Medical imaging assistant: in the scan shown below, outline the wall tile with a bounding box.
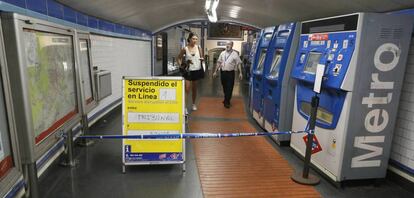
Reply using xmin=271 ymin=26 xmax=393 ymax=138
xmin=88 ymin=16 xmax=98 ymax=29
xmin=392 ymin=36 xmax=414 ymax=172
xmin=99 ymin=20 xmax=115 ymax=32
xmin=77 ymin=12 xmax=88 ymax=26
xmin=63 ymin=5 xmax=77 ymax=23
xmin=4 ymin=0 xmax=26 ymax=8
xmin=27 ymin=0 xmax=47 ymax=15
xmin=47 ymin=0 xmax=63 ymax=19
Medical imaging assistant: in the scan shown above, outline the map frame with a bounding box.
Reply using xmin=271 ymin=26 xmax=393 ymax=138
xmin=2 ymin=13 xmax=82 ymax=162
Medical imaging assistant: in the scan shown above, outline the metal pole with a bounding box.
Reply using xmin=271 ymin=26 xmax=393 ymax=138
xmin=200 ymin=22 xmax=207 ymax=70
xmin=78 ymin=115 xmax=94 ymax=147
xmin=303 ymin=95 xmax=319 ymax=178
xmin=60 ymin=129 xmax=77 ymax=167
xmin=291 ymin=95 xmax=320 ymax=185
xmin=24 ymin=163 xmax=39 ymax=198
xmin=200 ymin=22 xmax=205 ymax=53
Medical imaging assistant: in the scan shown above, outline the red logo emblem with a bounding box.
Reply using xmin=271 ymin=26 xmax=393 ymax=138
xmin=303 ymin=135 xmax=322 ymax=154
xmin=272 ymin=123 xmax=277 ymax=132
xmin=309 ymin=34 xmax=328 ymax=41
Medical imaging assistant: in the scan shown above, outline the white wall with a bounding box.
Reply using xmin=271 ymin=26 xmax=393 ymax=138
xmin=391 ymin=35 xmax=414 ymax=173
xmin=87 ymin=35 xmax=151 ymax=123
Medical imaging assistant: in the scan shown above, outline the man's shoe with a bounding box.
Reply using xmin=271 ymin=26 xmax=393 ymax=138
xmin=224 ymin=103 xmax=230 ymax=108
xmin=192 ymin=104 xmax=197 ymax=111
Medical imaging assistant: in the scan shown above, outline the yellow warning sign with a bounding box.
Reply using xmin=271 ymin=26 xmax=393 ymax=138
xmin=122 ymin=77 xmax=185 ymax=163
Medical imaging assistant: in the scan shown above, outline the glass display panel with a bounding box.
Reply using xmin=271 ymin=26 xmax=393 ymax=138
xmin=0 ymin=76 xmax=14 ymax=179
xmin=302 ymin=14 xmax=358 ymax=34
xmin=310 ymin=24 xmax=345 ymax=34
xmin=304 ymin=52 xmax=322 ymax=74
xmin=279 ymin=31 xmax=290 ymax=37
xmin=268 ymin=50 xmax=283 ymax=78
xmin=23 ymin=29 xmax=77 ymax=144
xmin=300 ymin=102 xmax=333 ymax=125
xmin=264 ymin=33 xmax=272 ymax=42
xmin=255 ymin=49 xmax=267 ymax=74
xmin=79 ymin=39 xmax=94 ymax=104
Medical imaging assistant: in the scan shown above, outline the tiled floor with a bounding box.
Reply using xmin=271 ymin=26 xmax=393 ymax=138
xmin=191 ymin=97 xmax=247 ymax=119
xmin=190 ymin=98 xmax=320 ymax=198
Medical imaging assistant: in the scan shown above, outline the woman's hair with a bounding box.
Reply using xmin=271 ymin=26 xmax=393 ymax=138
xmin=187 ymin=32 xmax=198 ymax=43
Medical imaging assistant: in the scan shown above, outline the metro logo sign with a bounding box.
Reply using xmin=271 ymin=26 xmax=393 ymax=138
xmin=303 ymin=134 xmax=323 ymax=154
xmin=309 ymin=34 xmax=329 ymax=41
xmin=351 ymin=43 xmax=401 ymax=168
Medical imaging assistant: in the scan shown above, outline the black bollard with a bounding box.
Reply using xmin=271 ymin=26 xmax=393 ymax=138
xmin=291 ymin=95 xmax=321 ymax=185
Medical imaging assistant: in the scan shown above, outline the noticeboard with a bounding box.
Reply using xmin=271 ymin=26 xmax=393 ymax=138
xmin=122 ymin=77 xmax=185 ymax=166
xmin=208 ymin=23 xmax=243 ymax=40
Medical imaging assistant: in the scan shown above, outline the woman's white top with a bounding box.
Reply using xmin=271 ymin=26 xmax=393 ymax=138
xmin=184 ymin=45 xmax=201 ymax=71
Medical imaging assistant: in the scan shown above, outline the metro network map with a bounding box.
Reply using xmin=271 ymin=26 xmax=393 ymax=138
xmin=23 ymin=30 xmax=77 ymax=143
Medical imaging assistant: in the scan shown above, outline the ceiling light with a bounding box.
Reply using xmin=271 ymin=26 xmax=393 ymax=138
xmin=205 ymin=0 xmax=211 ymax=11
xmin=229 ymin=6 xmax=241 ymax=19
xmin=205 ymin=0 xmax=219 ymax=23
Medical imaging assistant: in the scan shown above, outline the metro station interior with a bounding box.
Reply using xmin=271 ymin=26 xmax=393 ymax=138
xmin=1 ymin=0 xmax=414 ymax=198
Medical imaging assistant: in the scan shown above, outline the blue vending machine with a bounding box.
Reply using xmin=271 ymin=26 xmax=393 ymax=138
xmin=248 ymin=31 xmax=261 ymax=114
xmin=251 ymin=27 xmax=276 ymax=127
xmin=290 ymin=13 xmax=413 ymax=182
xmin=262 ymin=23 xmax=300 ymax=144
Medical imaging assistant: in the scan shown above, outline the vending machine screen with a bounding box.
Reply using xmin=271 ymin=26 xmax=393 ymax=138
xmin=269 ymin=50 xmax=283 ymax=78
xmin=304 ymin=52 xmax=322 ymax=74
xmin=256 ymin=49 xmax=267 ymax=73
xmin=300 ymin=101 xmax=333 ymax=124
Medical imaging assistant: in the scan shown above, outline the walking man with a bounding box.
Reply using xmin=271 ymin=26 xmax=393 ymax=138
xmin=213 ymin=41 xmax=243 ymax=108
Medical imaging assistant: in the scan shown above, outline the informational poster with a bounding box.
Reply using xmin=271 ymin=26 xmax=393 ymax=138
xmin=122 ymin=77 xmax=185 ymax=165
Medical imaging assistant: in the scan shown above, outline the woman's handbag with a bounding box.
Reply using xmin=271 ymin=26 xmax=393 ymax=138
xmin=180 ymin=59 xmax=191 ymax=77
xmin=201 ymin=59 xmax=206 ymax=72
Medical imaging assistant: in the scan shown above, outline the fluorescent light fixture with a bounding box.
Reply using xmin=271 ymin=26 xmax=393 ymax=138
xmin=205 ymin=0 xmax=211 ymax=10
xmin=205 ymin=0 xmax=219 ymax=23
xmin=229 ymin=5 xmax=241 ymax=19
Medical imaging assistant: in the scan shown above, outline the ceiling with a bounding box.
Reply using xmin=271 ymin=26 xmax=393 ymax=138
xmin=57 ymin=0 xmax=414 ymax=33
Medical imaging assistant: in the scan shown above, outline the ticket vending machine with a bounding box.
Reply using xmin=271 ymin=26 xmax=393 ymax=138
xmin=262 ymin=23 xmax=299 ymax=144
xmin=0 ymin=19 xmax=25 ymax=198
xmin=249 ymin=32 xmax=261 ymax=69
xmin=290 ymin=13 xmax=413 ymax=182
xmin=248 ymin=32 xmax=261 ymax=113
xmin=251 ymin=27 xmax=276 ymax=127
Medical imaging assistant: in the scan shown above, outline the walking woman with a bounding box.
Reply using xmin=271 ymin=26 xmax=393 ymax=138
xmin=177 ymin=32 xmax=205 ymax=112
